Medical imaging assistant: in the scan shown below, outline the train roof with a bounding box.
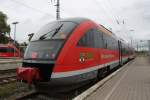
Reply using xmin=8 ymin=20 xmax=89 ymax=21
xmin=47 ymin=18 xmax=130 ymax=46
xmin=98 ymin=24 xmax=128 ymax=43
xmin=59 ymin=18 xmax=125 ymax=42
xmin=59 ymin=18 xmax=121 ymax=41
xmin=58 ymin=17 xmax=90 ymax=24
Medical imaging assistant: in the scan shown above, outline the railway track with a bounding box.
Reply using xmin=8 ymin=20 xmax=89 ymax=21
xmin=0 ymin=74 xmax=16 ymax=85
xmin=12 ymin=72 xmax=109 ymax=100
xmin=0 ymin=69 xmax=16 ymax=74
xmin=0 ymin=69 xmax=17 ymax=85
xmin=14 ymin=90 xmax=79 ymax=100
xmin=15 ymin=91 xmax=60 ymax=100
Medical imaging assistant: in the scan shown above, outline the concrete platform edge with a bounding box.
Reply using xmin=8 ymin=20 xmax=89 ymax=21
xmin=0 ymin=60 xmax=22 ymax=64
xmin=73 ymin=61 xmax=132 ymax=100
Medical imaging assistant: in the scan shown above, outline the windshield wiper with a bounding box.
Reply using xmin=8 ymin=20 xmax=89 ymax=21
xmin=51 ymin=24 xmax=63 ymax=38
xmin=39 ymin=33 xmax=48 ymax=40
xmin=39 ymin=24 xmax=63 ymax=40
xmin=39 ymin=29 xmax=54 ymax=40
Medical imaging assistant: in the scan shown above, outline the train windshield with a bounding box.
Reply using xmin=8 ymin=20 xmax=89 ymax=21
xmin=32 ymin=21 xmax=77 ymax=41
xmin=24 ymin=21 xmax=77 ymax=60
xmin=24 ymin=40 xmax=63 ymax=60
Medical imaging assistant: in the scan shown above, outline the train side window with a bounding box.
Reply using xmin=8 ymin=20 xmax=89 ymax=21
xmin=94 ymin=29 xmax=104 ymax=48
xmin=111 ymin=38 xmax=115 ymax=50
xmin=77 ymin=29 xmax=95 ymax=47
xmin=111 ymin=38 xmax=117 ymax=50
xmin=0 ymin=47 xmax=8 ymax=53
xmin=9 ymin=48 xmax=16 ymax=53
xmin=77 ymin=28 xmax=104 ymax=48
xmin=103 ymin=34 xmax=108 ymax=49
xmin=122 ymin=44 xmax=128 ymax=55
xmin=114 ymin=39 xmax=118 ymax=50
xmin=103 ymin=33 xmax=120 ymax=50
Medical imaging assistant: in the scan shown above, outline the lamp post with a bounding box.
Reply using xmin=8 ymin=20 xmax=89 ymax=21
xmin=51 ymin=0 xmax=60 ymax=20
xmin=148 ymin=40 xmax=150 ymax=60
xmin=129 ymin=29 xmax=134 ymax=47
xmin=12 ymin=21 xmax=19 ymax=44
xmin=12 ymin=21 xmax=19 ymax=57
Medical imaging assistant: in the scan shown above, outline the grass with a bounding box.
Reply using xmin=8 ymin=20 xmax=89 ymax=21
xmin=0 ymin=83 xmax=17 ymax=97
xmin=0 ymin=82 xmax=32 ymax=99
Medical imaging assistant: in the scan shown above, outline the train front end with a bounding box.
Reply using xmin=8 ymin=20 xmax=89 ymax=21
xmin=16 ymin=20 xmax=77 ymax=86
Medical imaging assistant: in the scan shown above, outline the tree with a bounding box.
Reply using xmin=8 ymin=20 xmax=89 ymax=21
xmin=0 ymin=11 xmax=11 ymax=43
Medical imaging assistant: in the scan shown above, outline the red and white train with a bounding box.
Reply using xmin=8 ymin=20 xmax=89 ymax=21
xmin=0 ymin=43 xmax=21 ymax=58
xmin=17 ymin=18 xmax=135 ymax=92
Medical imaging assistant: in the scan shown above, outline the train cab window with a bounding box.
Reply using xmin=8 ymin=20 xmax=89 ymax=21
xmin=32 ymin=21 xmax=77 ymax=41
xmin=25 ymin=21 xmax=77 ymax=60
xmin=24 ymin=40 xmax=63 ymax=60
xmin=77 ymin=28 xmax=103 ymax=48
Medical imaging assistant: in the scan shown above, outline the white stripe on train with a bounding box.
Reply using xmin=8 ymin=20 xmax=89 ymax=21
xmin=51 ymin=57 xmax=128 ymax=78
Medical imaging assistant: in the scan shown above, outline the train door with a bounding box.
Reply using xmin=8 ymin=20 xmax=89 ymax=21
xmin=118 ymin=41 xmax=123 ymax=65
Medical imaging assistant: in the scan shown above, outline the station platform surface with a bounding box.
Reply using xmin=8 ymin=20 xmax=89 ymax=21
xmin=0 ymin=59 xmax=22 ymax=70
xmin=85 ymin=56 xmax=150 ymax=100
xmin=0 ymin=63 xmax=21 ymax=70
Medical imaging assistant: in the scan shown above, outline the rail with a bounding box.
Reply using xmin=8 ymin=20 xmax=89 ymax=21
xmin=0 ymin=69 xmax=17 ymax=85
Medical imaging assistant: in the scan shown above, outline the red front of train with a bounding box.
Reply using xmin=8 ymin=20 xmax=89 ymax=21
xmin=0 ymin=44 xmax=21 ymax=58
xmin=17 ymin=18 xmax=135 ymax=91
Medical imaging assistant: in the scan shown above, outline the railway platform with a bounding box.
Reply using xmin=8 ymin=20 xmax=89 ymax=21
xmin=76 ymin=56 xmax=150 ymax=100
xmin=0 ymin=59 xmax=22 ymax=70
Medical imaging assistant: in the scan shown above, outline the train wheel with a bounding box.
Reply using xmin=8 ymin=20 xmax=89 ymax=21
xmin=97 ymin=68 xmax=105 ymax=80
xmin=106 ymin=66 xmax=110 ymax=75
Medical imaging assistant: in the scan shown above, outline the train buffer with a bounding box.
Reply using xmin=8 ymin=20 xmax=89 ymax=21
xmin=74 ymin=56 xmax=150 ymax=100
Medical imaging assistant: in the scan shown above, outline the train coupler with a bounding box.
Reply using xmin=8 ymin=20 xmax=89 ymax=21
xmin=16 ymin=67 xmax=41 ymax=84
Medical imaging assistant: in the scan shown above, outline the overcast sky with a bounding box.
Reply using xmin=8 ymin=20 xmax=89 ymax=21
xmin=0 ymin=0 xmax=150 ymax=43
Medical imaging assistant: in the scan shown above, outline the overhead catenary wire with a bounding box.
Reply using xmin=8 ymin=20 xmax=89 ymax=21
xmin=94 ymin=0 xmax=114 ymax=24
xmin=105 ymin=0 xmax=120 ymax=24
xmin=94 ymin=0 xmax=123 ymax=26
xmin=94 ymin=0 xmax=132 ymax=44
xmin=105 ymin=0 xmax=129 ymax=34
xmin=10 ymin=0 xmax=55 ymax=18
xmin=94 ymin=0 xmax=117 ymax=23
